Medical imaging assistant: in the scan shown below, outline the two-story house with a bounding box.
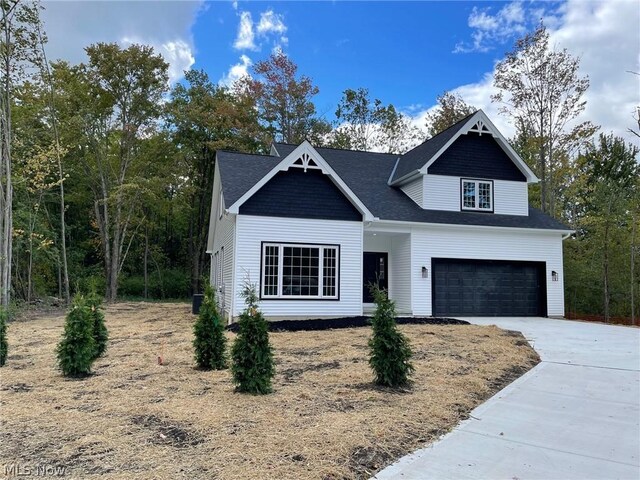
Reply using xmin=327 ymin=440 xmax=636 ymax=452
xmin=207 ymin=110 xmax=571 ymax=321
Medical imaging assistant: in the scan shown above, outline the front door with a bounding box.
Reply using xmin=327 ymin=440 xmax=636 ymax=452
xmin=363 ymin=252 xmax=388 ymax=303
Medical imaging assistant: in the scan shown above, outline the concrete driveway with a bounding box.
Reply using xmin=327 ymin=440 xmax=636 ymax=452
xmin=374 ymin=317 xmax=640 ymax=480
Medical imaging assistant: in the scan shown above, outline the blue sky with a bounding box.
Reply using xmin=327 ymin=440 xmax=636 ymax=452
xmin=42 ymin=0 xmax=639 ymax=143
xmin=192 ymin=1 xmax=545 ymax=119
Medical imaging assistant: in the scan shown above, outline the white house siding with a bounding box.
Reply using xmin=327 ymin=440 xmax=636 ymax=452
xmin=234 ymin=215 xmax=363 ymax=318
xmin=494 ymin=180 xmax=528 ymax=215
xmin=423 ymin=174 xmax=529 ymax=215
xmin=208 ymin=162 xmax=236 ymax=318
xmin=389 ymin=235 xmax=412 ymax=313
xmin=409 ymin=224 xmax=565 ymax=317
xmin=400 ymin=177 xmax=423 ymax=207
xmin=423 ymin=175 xmax=460 ymax=211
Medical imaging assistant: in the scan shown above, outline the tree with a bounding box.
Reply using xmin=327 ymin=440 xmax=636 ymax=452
xmin=0 ymin=307 xmax=7 ymax=366
xmin=332 ymin=88 xmax=422 ymax=153
xmin=572 ymin=134 xmax=639 ymax=322
xmin=424 ymin=92 xmax=476 ymax=138
xmin=56 ymin=295 xmax=96 ymax=377
xmin=53 ymin=43 xmax=169 ymax=301
xmin=0 ymin=0 xmax=43 ymax=307
xmin=236 ymin=51 xmax=320 ymax=144
xmin=492 ymin=23 xmax=596 ymax=216
xmin=231 ymin=281 xmax=274 ymax=394
xmin=368 ymin=285 xmax=413 ymax=387
xmin=86 ymin=289 xmax=108 ymax=359
xmin=193 ymin=284 xmax=227 ymax=370
xmin=166 ymin=69 xmax=263 ymax=295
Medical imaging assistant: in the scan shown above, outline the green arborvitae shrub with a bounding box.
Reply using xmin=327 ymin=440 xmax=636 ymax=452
xmin=86 ymin=291 xmax=108 ymax=359
xmin=56 ymin=295 xmax=96 ymax=377
xmin=193 ymin=284 xmax=227 ymax=370
xmin=231 ymin=282 xmax=275 ymax=394
xmin=0 ymin=308 xmax=8 ymax=367
xmin=368 ymin=285 xmax=414 ymax=388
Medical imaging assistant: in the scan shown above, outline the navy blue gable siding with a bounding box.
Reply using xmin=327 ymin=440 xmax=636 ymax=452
xmin=239 ymin=169 xmax=362 ymax=221
xmin=427 ymin=132 xmax=527 ymax=181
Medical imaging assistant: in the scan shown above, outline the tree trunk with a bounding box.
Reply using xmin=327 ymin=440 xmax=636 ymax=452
xmin=0 ymin=16 xmax=13 ymax=308
xmin=144 ymin=226 xmax=149 ymax=299
xmin=632 ymin=209 xmax=637 ymax=326
xmin=37 ymin=19 xmax=69 ymax=305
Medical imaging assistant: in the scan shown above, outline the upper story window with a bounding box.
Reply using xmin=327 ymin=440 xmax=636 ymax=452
xmin=261 ymin=242 xmax=339 ymax=300
xmin=461 ymin=179 xmax=493 ymax=212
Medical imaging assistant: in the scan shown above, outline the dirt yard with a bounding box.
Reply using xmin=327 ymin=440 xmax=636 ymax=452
xmin=0 ymin=302 xmax=539 ymax=479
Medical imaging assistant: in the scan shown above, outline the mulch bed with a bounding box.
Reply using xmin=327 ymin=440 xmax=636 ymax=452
xmin=227 ymin=315 xmax=469 ymax=333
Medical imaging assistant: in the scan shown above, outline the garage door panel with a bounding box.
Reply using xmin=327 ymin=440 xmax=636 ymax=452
xmin=432 ymin=259 xmax=546 ymax=317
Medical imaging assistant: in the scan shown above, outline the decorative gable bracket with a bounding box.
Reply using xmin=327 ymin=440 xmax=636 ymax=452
xmin=467 ymin=119 xmax=492 ymax=136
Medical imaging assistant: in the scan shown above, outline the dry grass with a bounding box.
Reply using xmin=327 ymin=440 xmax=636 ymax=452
xmin=0 ymin=302 xmax=539 ymax=479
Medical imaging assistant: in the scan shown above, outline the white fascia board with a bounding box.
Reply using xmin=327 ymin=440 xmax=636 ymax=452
xmin=417 ymin=110 xmax=539 ymax=183
xmin=227 ymin=141 xmax=377 ymax=221
xmin=390 ymin=169 xmax=421 ymax=187
xmin=370 ymin=218 xmax=573 ymax=236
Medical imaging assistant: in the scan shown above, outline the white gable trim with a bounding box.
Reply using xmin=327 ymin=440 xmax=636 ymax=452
xmin=227 ymin=141 xmax=377 ymax=221
xmin=418 ymin=110 xmax=539 ymax=183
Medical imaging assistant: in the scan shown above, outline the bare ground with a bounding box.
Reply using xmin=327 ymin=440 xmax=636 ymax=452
xmin=0 ymin=302 xmax=539 ymax=479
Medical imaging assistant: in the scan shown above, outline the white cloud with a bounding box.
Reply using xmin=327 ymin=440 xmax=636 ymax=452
xmin=40 ymin=2 xmax=203 ymax=84
xmin=455 ymin=1 xmax=534 ymax=53
xmin=219 ymin=54 xmax=252 ymax=87
xmin=160 ymin=40 xmax=196 ymax=84
xmin=256 ymin=10 xmax=287 ymax=36
xmin=232 ymin=8 xmax=288 ymax=52
xmin=233 ymin=11 xmax=257 ymax=50
xmin=415 ymin=0 xmax=639 ymax=146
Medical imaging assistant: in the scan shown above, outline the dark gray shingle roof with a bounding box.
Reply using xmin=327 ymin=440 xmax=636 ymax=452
xmin=216 ymin=142 xmax=570 ymax=231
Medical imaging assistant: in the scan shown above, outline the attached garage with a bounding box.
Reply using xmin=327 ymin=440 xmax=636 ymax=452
xmin=432 ymin=258 xmax=547 ymax=317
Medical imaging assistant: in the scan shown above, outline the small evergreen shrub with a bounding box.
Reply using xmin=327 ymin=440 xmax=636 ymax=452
xmin=0 ymin=308 xmax=8 ymax=367
xmin=368 ymin=285 xmax=414 ymax=388
xmin=193 ymin=284 xmax=227 ymax=370
xmin=86 ymin=291 xmax=108 ymax=359
xmin=231 ymin=281 xmax=275 ymax=394
xmin=56 ymin=295 xmax=96 ymax=377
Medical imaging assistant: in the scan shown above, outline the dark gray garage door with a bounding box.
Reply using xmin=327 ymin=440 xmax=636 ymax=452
xmin=432 ymin=259 xmax=546 ymax=317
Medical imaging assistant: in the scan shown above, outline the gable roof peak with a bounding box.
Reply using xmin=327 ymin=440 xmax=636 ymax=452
xmin=390 ymin=109 xmax=538 ymax=185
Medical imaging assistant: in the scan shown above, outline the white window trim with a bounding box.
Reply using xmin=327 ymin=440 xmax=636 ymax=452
xmin=461 ymin=179 xmax=493 ymax=212
xmin=261 ymin=242 xmax=339 ymax=300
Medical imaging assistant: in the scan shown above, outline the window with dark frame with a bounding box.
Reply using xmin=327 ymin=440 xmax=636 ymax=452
xmin=261 ymin=243 xmax=339 ymax=299
xmin=461 ymin=179 xmax=493 ymax=211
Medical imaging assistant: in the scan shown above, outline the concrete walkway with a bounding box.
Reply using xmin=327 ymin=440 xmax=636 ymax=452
xmin=374 ymin=317 xmax=640 ymax=480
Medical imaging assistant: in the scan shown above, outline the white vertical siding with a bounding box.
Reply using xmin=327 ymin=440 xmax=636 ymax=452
xmin=494 ymin=180 xmax=528 ymax=216
xmin=423 ymin=175 xmax=460 ymax=211
xmin=400 ymin=177 xmax=423 ymax=207
xmin=408 ymin=224 xmax=565 ymax=317
xmin=209 ymin=162 xmax=237 ymax=318
xmin=390 ymin=235 xmax=412 ymax=313
xmin=234 ymin=215 xmax=363 ymax=318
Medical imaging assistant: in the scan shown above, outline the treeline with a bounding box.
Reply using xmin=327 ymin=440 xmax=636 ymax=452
xmin=0 ymin=4 xmax=638 ymax=322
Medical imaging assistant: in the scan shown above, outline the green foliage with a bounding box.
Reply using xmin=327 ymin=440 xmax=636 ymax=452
xmin=231 ymin=282 xmax=275 ymax=394
xmin=368 ymin=285 xmax=414 ymax=388
xmin=85 ymin=291 xmax=108 ymax=359
xmin=0 ymin=308 xmax=8 ymax=367
xmin=424 ymin=91 xmax=476 ymax=138
xmin=56 ymin=295 xmax=96 ymax=377
xmin=193 ymin=284 xmax=227 ymax=370
xmin=236 ymin=50 xmax=319 ymax=144
xmin=332 ymin=87 xmax=423 ymax=153
xmin=118 ymin=270 xmax=190 ymax=299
